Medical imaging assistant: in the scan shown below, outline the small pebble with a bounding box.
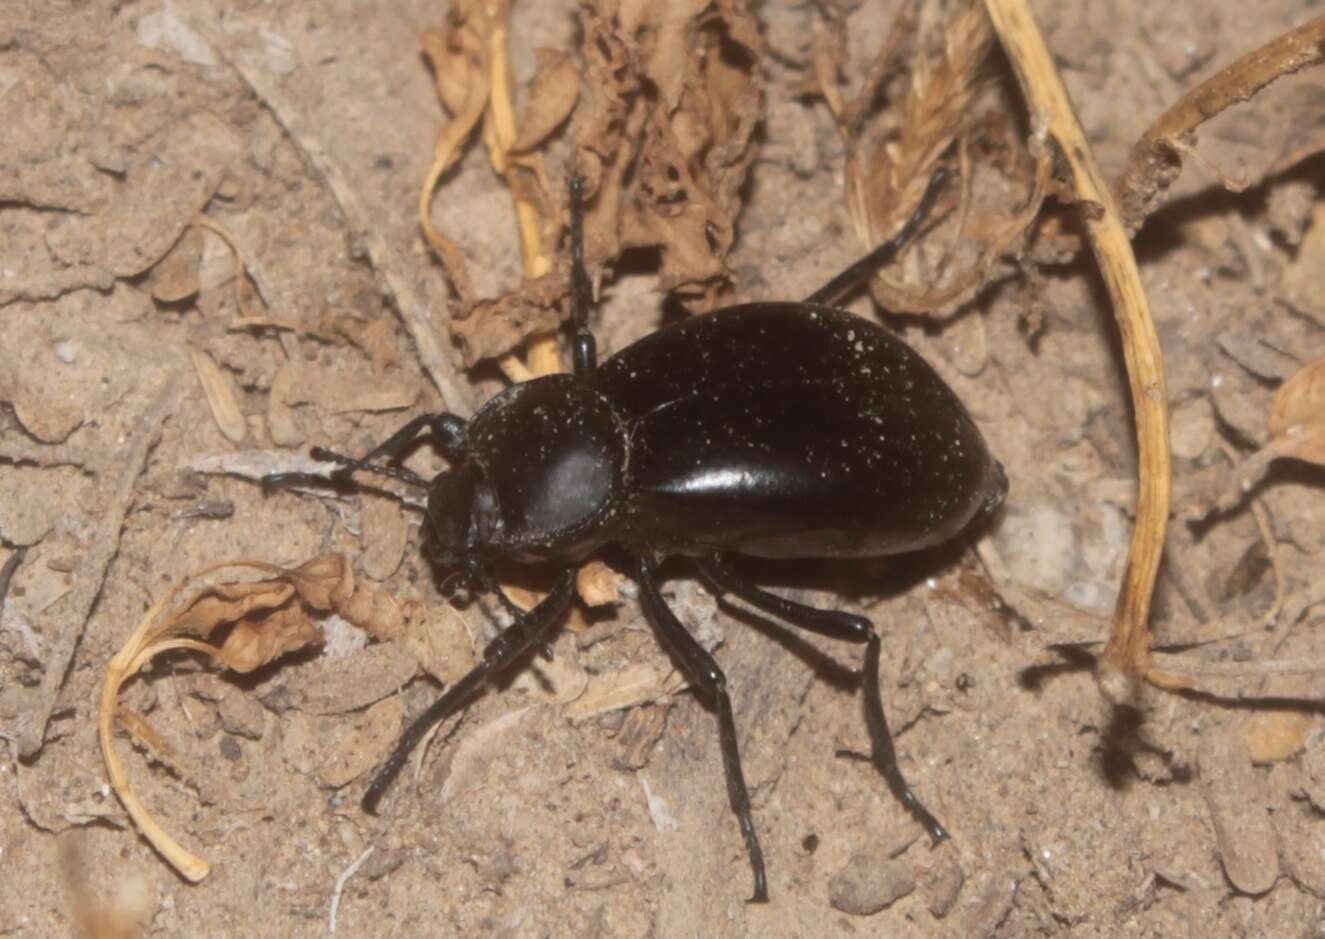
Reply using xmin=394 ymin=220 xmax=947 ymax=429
xmin=829 ymin=850 xmax=916 ymax=916
xmin=218 ymin=735 xmax=242 ymax=762
xmin=54 ymin=341 xmax=77 ymax=364
xmin=919 ymin=846 xmax=965 ymax=918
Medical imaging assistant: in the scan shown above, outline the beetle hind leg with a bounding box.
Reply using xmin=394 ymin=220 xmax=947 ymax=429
xmin=636 ymin=557 xmax=770 ymax=903
xmin=698 ymin=554 xmax=950 ymax=845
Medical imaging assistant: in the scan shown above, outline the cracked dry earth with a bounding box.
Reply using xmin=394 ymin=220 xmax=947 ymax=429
xmin=4 ymin=1 xmax=1325 ymax=937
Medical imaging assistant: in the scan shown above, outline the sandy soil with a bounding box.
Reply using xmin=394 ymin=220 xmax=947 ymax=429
xmin=3 ymin=1 xmax=1325 ymax=937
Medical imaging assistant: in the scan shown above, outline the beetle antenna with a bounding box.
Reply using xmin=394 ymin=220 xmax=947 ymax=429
xmin=803 ymin=166 xmax=950 ymax=307
xmin=309 ymin=445 xmax=430 ymax=490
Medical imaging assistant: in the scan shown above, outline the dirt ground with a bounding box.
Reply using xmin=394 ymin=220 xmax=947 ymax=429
xmin=4 ymin=1 xmax=1325 ymax=936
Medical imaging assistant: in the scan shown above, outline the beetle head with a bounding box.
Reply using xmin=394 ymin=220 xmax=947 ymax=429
xmin=422 ymin=461 xmax=499 ymax=568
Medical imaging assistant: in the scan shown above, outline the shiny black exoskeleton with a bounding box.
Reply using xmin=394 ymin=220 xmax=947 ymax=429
xmin=306 ymin=171 xmax=1006 ymax=902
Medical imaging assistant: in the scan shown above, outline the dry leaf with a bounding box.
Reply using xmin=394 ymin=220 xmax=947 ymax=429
xmin=1242 ymin=709 xmax=1319 ymax=764
xmin=1178 ymin=353 xmax=1325 ymax=520
xmin=577 ymin=560 xmax=622 ymax=607
xmin=191 ymin=349 xmax=246 ymax=443
xmin=316 ymin=696 xmax=404 ymax=788
xmin=443 ymin=0 xmax=764 ymax=365
xmin=216 ymin=605 xmax=322 ymax=673
xmin=510 ymin=50 xmax=581 ymax=152
xmin=1269 ymin=355 xmax=1325 ymax=465
xmin=1198 ymin=733 xmax=1279 ymax=895
xmin=149 ymin=226 xmax=203 ymax=302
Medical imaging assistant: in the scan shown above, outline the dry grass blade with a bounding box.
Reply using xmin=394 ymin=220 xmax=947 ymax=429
xmin=863 ymin=2 xmax=993 ymax=237
xmin=1116 ymin=13 xmax=1325 ymax=234
xmin=418 ymin=16 xmax=491 ymax=307
xmin=982 ymin=0 xmax=1171 ymax=702
xmin=814 ymin=0 xmax=1044 ymax=317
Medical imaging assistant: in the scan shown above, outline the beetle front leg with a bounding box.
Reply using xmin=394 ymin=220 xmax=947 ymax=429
xmin=697 ymin=553 xmax=950 ymax=845
xmin=266 ymin=413 xmax=470 ymax=490
xmin=362 ymin=568 xmax=577 ymax=813
xmin=316 ymin=412 xmax=469 ymax=483
xmin=636 ymin=556 xmax=769 ymax=903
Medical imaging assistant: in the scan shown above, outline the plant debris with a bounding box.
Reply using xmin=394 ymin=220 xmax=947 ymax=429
xmin=98 ymin=555 xmax=408 ymax=881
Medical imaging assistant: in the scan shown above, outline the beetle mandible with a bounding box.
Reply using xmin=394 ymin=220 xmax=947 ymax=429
xmin=300 ymin=169 xmax=1006 ymax=902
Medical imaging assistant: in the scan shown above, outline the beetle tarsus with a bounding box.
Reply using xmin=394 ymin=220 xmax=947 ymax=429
xmin=804 ymin=165 xmax=950 ymax=307
xmin=361 ymin=570 xmax=577 ymax=814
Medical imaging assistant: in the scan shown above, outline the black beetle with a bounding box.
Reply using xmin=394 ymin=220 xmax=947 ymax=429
xmin=296 ymin=170 xmax=1006 ymax=902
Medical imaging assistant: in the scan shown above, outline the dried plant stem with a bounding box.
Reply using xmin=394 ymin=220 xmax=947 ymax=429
xmin=418 ymin=2 xmax=563 ymax=384
xmin=982 ymin=0 xmax=1171 ymax=702
xmin=99 ymin=590 xmax=212 ymax=882
xmin=418 ymin=47 xmax=489 ymax=307
xmin=481 ymin=17 xmax=561 ymax=379
xmin=1117 ymin=13 xmax=1325 ymax=233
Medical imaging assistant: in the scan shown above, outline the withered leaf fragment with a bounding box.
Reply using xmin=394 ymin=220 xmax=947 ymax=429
xmin=99 ymin=556 xmax=407 ymax=881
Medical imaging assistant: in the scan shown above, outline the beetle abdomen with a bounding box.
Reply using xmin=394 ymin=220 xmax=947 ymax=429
xmin=596 ymin=304 xmax=1005 ymax=558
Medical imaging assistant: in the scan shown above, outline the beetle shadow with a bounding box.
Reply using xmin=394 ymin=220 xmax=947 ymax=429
xmin=1015 ymin=646 xmax=1152 ymax=789
xmin=1012 ymin=647 xmax=1325 ymax=792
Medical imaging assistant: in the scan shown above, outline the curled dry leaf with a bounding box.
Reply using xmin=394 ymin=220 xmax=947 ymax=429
xmin=1181 ymin=354 xmax=1325 ymax=521
xmin=99 ymin=554 xmax=407 ymax=881
xmin=510 ymin=50 xmax=581 ymax=153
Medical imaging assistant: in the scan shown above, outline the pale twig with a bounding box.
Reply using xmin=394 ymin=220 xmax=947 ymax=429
xmin=328 ymin=845 xmax=376 ymax=934
xmin=1116 ymin=13 xmax=1325 ymax=233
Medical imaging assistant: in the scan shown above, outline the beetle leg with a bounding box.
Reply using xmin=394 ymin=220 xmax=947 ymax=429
xmin=636 ymin=557 xmax=769 ymax=903
xmin=342 ymin=413 xmax=469 ymax=468
xmin=264 ymin=414 xmax=467 ymax=490
xmin=567 ymin=175 xmax=597 ymax=378
xmin=361 ymin=568 xmax=577 ymax=814
xmin=803 ymin=166 xmax=949 ymax=307
xmin=697 ymin=553 xmax=950 ymax=845
xmin=472 ymin=563 xmax=557 ymax=661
